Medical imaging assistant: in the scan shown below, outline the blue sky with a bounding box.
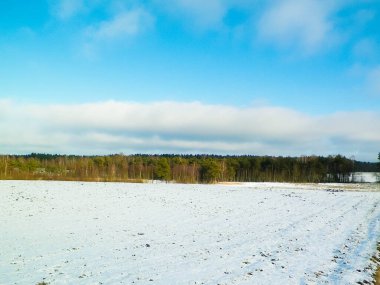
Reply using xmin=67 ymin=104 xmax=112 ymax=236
xmin=0 ymin=0 xmax=379 ymax=161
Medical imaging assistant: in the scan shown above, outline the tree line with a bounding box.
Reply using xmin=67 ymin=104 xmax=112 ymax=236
xmin=0 ymin=153 xmax=375 ymax=183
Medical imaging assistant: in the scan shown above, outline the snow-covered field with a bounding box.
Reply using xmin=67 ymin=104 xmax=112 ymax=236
xmin=1 ymin=181 xmax=380 ymax=285
xmin=351 ymin=172 xmax=380 ymax=183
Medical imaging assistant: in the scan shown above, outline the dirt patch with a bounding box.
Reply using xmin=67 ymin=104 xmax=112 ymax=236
xmin=218 ymin=182 xmax=244 ymax=185
xmin=318 ymin=183 xmax=380 ymax=192
xmin=372 ymin=242 xmax=380 ymax=285
xmin=374 ymin=268 xmax=380 ymax=285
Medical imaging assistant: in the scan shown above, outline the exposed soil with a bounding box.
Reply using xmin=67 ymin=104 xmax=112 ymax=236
xmin=369 ymin=242 xmax=380 ymax=285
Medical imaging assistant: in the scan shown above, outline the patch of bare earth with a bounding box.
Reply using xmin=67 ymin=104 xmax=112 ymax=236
xmin=375 ymin=269 xmax=380 ymax=285
xmin=374 ymin=242 xmax=380 ymax=285
xmin=217 ymin=182 xmax=244 ymax=185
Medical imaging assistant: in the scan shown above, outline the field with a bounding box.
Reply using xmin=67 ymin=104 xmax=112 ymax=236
xmin=1 ymin=181 xmax=380 ymax=285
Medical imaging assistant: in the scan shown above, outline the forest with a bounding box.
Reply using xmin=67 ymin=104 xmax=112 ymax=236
xmin=0 ymin=153 xmax=377 ymax=183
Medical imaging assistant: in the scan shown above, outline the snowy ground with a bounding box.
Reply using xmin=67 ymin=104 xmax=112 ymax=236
xmin=1 ymin=181 xmax=380 ymax=285
xmin=351 ymin=172 xmax=379 ymax=183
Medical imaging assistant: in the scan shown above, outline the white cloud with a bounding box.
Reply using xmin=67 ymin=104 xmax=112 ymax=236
xmin=155 ymin=0 xmax=255 ymax=31
xmin=161 ymin=0 xmax=227 ymax=29
xmin=53 ymin=0 xmax=84 ymax=20
xmin=258 ymin=0 xmax=336 ymax=53
xmin=0 ymin=100 xmax=379 ymax=161
xmin=86 ymin=9 xmax=154 ymax=40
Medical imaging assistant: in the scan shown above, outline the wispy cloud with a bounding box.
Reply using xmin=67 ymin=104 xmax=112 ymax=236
xmin=156 ymin=0 xmax=354 ymax=54
xmin=159 ymin=0 xmax=228 ymax=30
xmin=258 ymin=0 xmax=337 ymax=53
xmin=0 ymin=100 xmax=378 ymax=160
xmin=80 ymin=8 xmax=154 ymax=58
xmin=52 ymin=0 xmax=84 ymax=20
xmin=155 ymin=0 xmax=258 ymax=32
xmin=85 ymin=9 xmax=154 ymax=40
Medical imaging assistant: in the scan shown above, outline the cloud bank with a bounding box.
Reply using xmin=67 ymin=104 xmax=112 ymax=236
xmin=0 ymin=100 xmax=378 ymax=161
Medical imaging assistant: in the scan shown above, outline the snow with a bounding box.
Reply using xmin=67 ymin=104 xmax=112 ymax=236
xmin=0 ymin=180 xmax=379 ymax=285
xmin=351 ymin=172 xmax=379 ymax=183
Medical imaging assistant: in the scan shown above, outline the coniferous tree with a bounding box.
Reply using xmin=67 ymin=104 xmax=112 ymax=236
xmin=0 ymin=153 xmax=372 ymax=183
xmin=153 ymin=158 xmax=171 ymax=181
xmin=200 ymin=159 xmax=221 ymax=183
xmin=377 ymin=153 xmax=380 ymax=183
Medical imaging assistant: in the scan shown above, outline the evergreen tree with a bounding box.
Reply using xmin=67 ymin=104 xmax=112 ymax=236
xmin=200 ymin=159 xmax=221 ymax=183
xmin=153 ymin=158 xmax=171 ymax=181
xmin=0 ymin=153 xmax=372 ymax=183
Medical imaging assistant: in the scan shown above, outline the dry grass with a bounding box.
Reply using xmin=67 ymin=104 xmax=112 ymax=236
xmin=0 ymin=177 xmax=147 ymax=183
xmin=217 ymin=181 xmax=244 ymax=185
xmin=373 ymin=242 xmax=380 ymax=285
xmin=375 ymin=269 xmax=380 ymax=285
